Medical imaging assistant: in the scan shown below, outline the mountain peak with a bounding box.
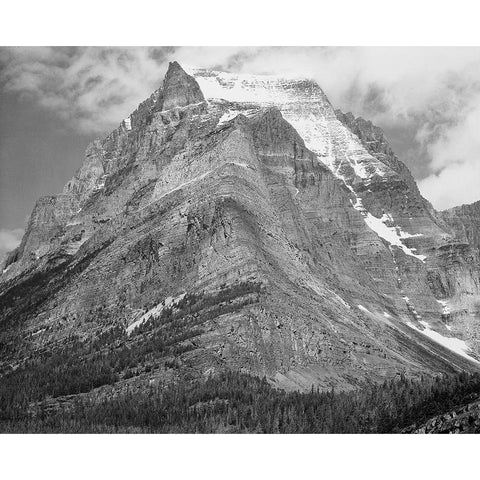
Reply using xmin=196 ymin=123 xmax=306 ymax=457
xmin=160 ymin=61 xmax=205 ymax=111
xmin=2 ymin=61 xmax=480 ymax=424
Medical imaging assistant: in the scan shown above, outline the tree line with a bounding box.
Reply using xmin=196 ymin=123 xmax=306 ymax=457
xmin=2 ymin=369 xmax=480 ymax=433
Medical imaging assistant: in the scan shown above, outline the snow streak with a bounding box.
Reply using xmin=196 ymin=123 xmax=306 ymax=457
xmin=126 ymin=293 xmax=186 ymax=335
xmin=406 ymin=319 xmax=479 ymax=364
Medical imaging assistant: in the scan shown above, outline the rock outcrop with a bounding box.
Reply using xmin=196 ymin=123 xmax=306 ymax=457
xmin=403 ymin=394 xmax=480 ymax=433
xmin=1 ymin=63 xmax=480 ymax=395
xmin=160 ymin=61 xmax=205 ymax=110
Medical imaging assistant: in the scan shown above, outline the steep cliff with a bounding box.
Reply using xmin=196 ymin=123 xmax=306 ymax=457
xmin=1 ymin=63 xmax=480 ymax=399
xmin=335 ymin=110 xmax=480 ymax=356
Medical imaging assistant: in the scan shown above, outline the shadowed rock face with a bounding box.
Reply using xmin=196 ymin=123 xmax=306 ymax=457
xmin=1 ymin=63 xmax=480 ymax=395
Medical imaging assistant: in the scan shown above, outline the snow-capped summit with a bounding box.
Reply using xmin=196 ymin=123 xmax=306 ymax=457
xmin=188 ymin=67 xmax=395 ymax=186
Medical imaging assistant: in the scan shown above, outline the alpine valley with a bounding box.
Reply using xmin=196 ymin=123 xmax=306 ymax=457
xmin=2 ymin=62 xmax=480 ymax=433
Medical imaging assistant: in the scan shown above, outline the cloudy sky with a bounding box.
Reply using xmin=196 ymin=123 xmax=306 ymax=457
xmin=1 ymin=46 xmax=480 ymax=259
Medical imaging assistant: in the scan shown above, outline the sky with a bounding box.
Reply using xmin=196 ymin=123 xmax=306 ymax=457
xmin=1 ymin=46 xmax=480 ymax=260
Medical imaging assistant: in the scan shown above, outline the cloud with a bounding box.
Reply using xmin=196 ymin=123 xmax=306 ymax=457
xmin=418 ymin=96 xmax=480 ymax=209
xmin=1 ymin=46 xmax=480 ymax=209
xmin=418 ymin=161 xmax=480 ymax=211
xmin=0 ymin=47 xmax=173 ymax=133
xmin=0 ymin=46 xmax=260 ymax=134
xmin=0 ymin=228 xmax=23 ymax=265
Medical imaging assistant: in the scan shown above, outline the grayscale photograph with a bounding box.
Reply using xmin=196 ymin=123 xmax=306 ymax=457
xmin=3 ymin=42 xmax=480 ymax=441
xmin=2 ymin=45 xmax=480 ymax=436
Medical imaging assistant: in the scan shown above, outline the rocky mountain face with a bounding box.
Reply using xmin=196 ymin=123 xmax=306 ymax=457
xmin=1 ymin=62 xmax=480 ymax=395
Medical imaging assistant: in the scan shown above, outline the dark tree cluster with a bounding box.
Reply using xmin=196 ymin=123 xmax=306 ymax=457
xmin=0 ymin=281 xmax=265 ymax=429
xmin=2 ymin=368 xmax=480 ymax=433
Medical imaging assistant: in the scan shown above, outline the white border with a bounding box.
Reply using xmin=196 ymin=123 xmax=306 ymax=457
xmin=1 ymin=0 xmax=480 ymax=46
xmin=2 ymin=1 xmax=480 ymax=478
xmin=1 ymin=434 xmax=479 ymax=479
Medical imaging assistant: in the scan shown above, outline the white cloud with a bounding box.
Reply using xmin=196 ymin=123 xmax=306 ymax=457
xmin=0 ymin=228 xmax=23 ymax=265
xmin=418 ymin=161 xmax=480 ymax=210
xmin=418 ymin=97 xmax=480 ymax=209
xmin=0 ymin=47 xmax=172 ymax=133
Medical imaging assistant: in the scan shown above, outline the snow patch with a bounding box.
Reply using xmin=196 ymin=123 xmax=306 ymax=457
xmin=407 ymin=320 xmax=479 ymax=364
xmin=358 ymin=304 xmax=371 ymax=314
xmin=32 ymin=328 xmax=46 ymax=336
xmin=2 ymin=265 xmax=12 ymax=275
xmin=155 ymin=170 xmax=213 ymax=201
xmin=93 ymin=174 xmax=107 ymax=191
xmin=217 ymin=108 xmax=257 ymax=126
xmin=307 ymin=283 xmax=350 ymax=312
xmin=330 ymin=291 xmax=350 ymax=309
xmin=437 ymin=299 xmax=451 ymax=316
xmin=126 ymin=293 xmax=186 ymax=335
xmin=351 ymin=196 xmax=426 ymax=262
xmin=402 ymin=295 xmax=422 ymax=320
xmin=218 ymin=110 xmax=239 ymax=125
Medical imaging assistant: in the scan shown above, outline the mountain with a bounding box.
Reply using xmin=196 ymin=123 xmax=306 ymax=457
xmin=1 ymin=61 xmax=480 ymax=411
